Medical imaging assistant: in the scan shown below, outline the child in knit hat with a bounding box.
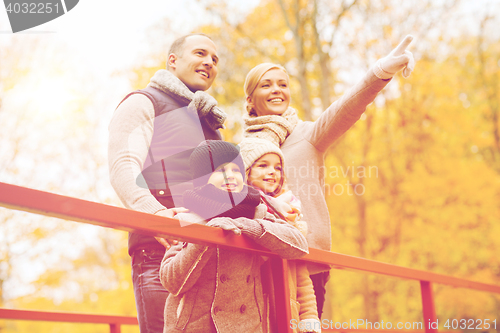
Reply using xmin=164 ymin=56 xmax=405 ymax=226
xmin=159 ymin=140 xmax=308 ymax=333
xmin=239 ymin=137 xmax=321 ymax=333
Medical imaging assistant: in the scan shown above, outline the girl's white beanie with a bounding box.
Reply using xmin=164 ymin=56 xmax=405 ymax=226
xmin=238 ymin=137 xmax=285 ymax=172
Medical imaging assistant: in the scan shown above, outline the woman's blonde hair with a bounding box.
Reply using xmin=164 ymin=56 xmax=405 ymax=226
xmin=244 ymin=63 xmax=289 ymax=115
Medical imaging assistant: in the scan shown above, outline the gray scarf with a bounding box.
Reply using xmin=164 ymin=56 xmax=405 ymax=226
xmin=149 ymin=69 xmax=226 ymax=130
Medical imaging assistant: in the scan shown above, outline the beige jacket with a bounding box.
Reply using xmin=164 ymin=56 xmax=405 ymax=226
xmin=160 ymin=204 xmax=309 ymax=332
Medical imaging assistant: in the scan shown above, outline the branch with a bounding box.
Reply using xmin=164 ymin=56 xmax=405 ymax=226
xmin=277 ymin=0 xmax=297 ymax=35
xmin=328 ymin=0 xmax=360 ymax=49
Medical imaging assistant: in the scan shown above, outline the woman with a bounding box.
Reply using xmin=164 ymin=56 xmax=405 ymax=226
xmin=241 ymin=35 xmax=415 ymax=317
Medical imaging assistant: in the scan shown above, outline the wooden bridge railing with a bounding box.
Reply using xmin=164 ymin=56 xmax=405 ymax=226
xmin=0 ymin=308 xmax=137 ymax=333
xmin=0 ymin=182 xmax=499 ymax=333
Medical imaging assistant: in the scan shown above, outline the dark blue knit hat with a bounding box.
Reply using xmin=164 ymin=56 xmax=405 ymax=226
xmin=189 ymin=140 xmax=245 ymax=188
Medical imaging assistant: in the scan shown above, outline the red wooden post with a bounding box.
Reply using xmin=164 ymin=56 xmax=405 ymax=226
xmin=271 ymin=258 xmax=292 ymax=333
xmin=420 ymin=280 xmax=438 ymax=333
xmin=109 ymin=323 xmax=121 ymax=333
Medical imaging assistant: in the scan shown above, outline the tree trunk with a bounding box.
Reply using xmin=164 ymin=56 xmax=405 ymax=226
xmin=277 ymin=0 xmax=313 ymax=120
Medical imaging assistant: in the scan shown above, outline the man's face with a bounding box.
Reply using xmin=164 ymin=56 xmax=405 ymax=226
xmin=168 ymin=35 xmax=219 ymax=92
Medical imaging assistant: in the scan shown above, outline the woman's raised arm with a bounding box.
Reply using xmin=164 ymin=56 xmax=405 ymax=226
xmin=307 ymin=35 xmax=415 ymax=152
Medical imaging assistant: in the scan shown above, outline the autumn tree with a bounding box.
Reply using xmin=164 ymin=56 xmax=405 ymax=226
xmin=324 ymin=4 xmax=500 ymax=321
xmin=0 ymin=34 xmax=139 ymax=332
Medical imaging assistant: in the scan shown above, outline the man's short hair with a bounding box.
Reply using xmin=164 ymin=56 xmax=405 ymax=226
xmin=167 ymin=33 xmax=213 ymax=69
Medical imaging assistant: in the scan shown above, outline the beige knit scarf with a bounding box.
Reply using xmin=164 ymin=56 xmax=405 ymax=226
xmin=149 ymin=69 xmax=226 ymax=130
xmin=243 ymin=107 xmax=299 ymax=146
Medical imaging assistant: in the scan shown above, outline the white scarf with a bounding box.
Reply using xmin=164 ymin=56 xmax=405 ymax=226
xmin=149 ymin=70 xmax=226 ymax=130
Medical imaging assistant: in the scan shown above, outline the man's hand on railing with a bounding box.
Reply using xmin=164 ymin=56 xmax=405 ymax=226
xmin=154 ymin=207 xmax=189 ymax=249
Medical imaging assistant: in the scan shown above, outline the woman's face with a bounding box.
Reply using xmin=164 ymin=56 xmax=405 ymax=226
xmin=247 ymin=153 xmax=282 ymax=194
xmin=247 ymin=69 xmax=290 ymax=116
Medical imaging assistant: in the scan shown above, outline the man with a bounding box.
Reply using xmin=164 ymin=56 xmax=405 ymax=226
xmin=108 ymin=33 xmax=223 ymax=332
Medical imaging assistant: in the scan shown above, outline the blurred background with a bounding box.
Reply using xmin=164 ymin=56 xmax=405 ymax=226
xmin=1 ymin=0 xmax=499 ymax=331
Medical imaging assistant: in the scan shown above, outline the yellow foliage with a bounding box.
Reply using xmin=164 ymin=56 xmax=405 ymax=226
xmin=5 ymin=0 xmax=499 ymax=328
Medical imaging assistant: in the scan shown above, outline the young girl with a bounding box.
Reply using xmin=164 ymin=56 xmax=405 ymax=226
xmin=239 ymin=137 xmax=321 ymax=333
xmin=159 ymin=140 xmax=308 ymax=333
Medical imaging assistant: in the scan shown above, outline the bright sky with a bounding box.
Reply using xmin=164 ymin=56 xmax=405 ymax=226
xmin=51 ymin=0 xmax=211 ymax=73
xmin=0 ymin=0 xmax=214 ymax=125
xmin=0 ymin=0 xmax=260 ymax=124
xmin=1 ymin=0 xmax=259 ymax=74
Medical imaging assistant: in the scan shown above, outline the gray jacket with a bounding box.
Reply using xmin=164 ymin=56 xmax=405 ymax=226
xmin=160 ymin=204 xmax=308 ymax=332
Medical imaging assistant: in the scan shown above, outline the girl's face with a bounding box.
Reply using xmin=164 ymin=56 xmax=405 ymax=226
xmin=207 ymin=162 xmax=244 ymax=192
xmin=247 ymin=153 xmax=282 ymax=194
xmin=247 ymin=69 xmax=291 ymax=117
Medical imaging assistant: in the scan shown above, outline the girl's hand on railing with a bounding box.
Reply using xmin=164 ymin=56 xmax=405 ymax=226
xmin=206 ymin=217 xmax=244 ymax=235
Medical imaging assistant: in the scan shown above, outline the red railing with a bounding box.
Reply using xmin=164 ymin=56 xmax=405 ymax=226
xmin=0 ymin=308 xmax=137 ymax=333
xmin=0 ymin=182 xmax=499 ymax=333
